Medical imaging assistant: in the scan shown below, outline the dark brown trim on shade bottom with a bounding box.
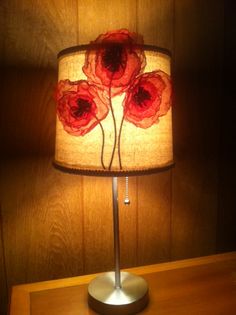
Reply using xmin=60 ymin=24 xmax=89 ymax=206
xmin=52 ymin=160 xmax=175 ymax=177
xmin=57 ymin=44 xmax=171 ymax=59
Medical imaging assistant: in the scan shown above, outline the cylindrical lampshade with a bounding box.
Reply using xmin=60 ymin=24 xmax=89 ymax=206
xmin=54 ymin=42 xmax=173 ymax=176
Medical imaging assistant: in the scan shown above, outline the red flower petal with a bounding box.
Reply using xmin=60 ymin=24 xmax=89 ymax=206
xmin=83 ymin=29 xmax=146 ymax=96
xmin=123 ymin=71 xmax=172 ymax=128
xmin=56 ymin=80 xmax=109 ymax=136
xmin=54 ymin=79 xmax=80 ymax=100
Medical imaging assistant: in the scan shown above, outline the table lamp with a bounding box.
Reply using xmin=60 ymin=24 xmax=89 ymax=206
xmin=54 ymin=29 xmax=173 ymax=315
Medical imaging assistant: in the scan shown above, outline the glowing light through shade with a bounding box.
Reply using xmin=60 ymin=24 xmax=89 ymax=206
xmin=54 ymin=34 xmax=173 ymax=176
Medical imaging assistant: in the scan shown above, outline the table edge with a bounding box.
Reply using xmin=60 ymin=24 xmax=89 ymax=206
xmin=9 ymin=251 xmax=236 ymax=315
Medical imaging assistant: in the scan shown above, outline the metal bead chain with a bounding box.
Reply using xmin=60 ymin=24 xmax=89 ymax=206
xmin=124 ymin=176 xmax=130 ymax=205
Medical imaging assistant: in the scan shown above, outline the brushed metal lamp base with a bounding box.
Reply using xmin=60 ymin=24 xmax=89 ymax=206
xmin=88 ymin=271 xmax=149 ymax=315
xmin=88 ymin=177 xmax=149 ymax=314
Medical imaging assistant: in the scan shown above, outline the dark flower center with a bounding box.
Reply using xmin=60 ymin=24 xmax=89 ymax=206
xmin=102 ymin=44 xmax=124 ymax=73
xmin=133 ymin=87 xmax=151 ymax=107
xmin=73 ymin=98 xmax=92 ymax=117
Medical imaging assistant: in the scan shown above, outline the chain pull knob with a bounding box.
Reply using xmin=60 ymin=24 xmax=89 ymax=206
xmin=124 ymin=177 xmax=130 ymax=205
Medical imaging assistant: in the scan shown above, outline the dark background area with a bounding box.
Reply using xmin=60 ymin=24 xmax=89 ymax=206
xmin=217 ymin=0 xmax=236 ymax=252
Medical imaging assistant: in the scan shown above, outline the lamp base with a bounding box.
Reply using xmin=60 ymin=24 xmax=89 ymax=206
xmin=88 ymin=271 xmax=148 ymax=315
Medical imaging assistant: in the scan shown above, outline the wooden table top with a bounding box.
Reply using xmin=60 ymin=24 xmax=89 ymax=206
xmin=10 ymin=252 xmax=236 ymax=315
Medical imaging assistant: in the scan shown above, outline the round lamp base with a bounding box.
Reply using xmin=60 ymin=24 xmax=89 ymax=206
xmin=88 ymin=271 xmax=149 ymax=315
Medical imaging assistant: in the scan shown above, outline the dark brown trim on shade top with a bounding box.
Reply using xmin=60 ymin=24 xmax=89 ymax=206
xmin=53 ymin=160 xmax=174 ymax=177
xmin=57 ymin=44 xmax=172 ymax=59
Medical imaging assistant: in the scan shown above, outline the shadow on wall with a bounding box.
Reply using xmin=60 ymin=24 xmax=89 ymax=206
xmin=1 ymin=68 xmax=57 ymax=157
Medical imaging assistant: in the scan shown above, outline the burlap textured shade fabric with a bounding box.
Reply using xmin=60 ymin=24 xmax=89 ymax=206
xmin=54 ymin=44 xmax=173 ymax=176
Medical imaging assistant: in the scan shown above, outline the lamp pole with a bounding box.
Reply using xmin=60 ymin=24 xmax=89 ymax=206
xmin=112 ymin=176 xmax=121 ymax=289
xmin=88 ymin=176 xmax=148 ymax=314
xmin=88 ymin=177 xmax=148 ymax=315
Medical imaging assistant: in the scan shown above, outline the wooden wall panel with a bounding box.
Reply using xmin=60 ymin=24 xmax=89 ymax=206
xmin=136 ymin=0 xmax=173 ymax=265
xmin=77 ymin=0 xmax=136 ymax=44
xmin=77 ymin=0 xmax=139 ymax=274
xmin=1 ymin=69 xmax=56 ymax=156
xmin=217 ymin=1 xmax=236 ymax=252
xmin=1 ymin=157 xmax=84 ymax=284
xmin=2 ymin=0 xmax=77 ymax=68
xmin=0 ymin=212 xmax=8 ymax=315
xmin=137 ymin=0 xmax=173 ymax=49
xmin=0 ymin=1 xmax=81 ymax=314
xmin=137 ymin=173 xmax=172 ymax=265
xmin=172 ymin=0 xmax=224 ymax=259
xmin=0 ymin=1 xmax=231 ymax=315
xmin=119 ymin=176 xmax=138 ymax=268
xmin=1 ymin=0 xmax=78 ymax=154
xmin=0 ymin=2 xmax=5 ymax=63
xmin=83 ymin=176 xmax=113 ymax=274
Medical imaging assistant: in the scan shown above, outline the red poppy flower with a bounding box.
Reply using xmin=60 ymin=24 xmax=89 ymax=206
xmin=123 ymin=71 xmax=172 ymax=128
xmin=56 ymin=80 xmax=109 ymax=136
xmin=83 ymin=29 xmax=146 ymax=96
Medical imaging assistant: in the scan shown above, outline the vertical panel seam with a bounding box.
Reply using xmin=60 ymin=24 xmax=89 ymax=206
xmin=170 ymin=0 xmax=176 ymax=262
xmin=0 ymin=206 xmax=9 ymax=310
xmin=136 ymin=0 xmax=139 ymax=33
xmin=170 ymin=169 xmax=173 ymax=261
xmin=136 ymin=176 xmax=139 ymax=266
xmin=81 ymin=176 xmax=85 ymax=274
xmin=76 ymin=0 xmax=79 ymax=44
xmin=215 ymin=0 xmax=224 ymax=253
xmin=135 ymin=0 xmax=138 ymax=268
xmin=76 ymin=1 xmax=84 ymax=274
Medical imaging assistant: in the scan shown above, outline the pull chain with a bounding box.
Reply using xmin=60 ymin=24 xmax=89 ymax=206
xmin=124 ymin=176 xmax=130 ymax=205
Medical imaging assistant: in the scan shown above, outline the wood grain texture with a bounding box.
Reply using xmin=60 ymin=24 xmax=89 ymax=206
xmin=136 ymin=0 xmax=173 ymax=265
xmin=137 ymin=0 xmax=174 ymax=50
xmin=2 ymin=0 xmax=78 ymax=68
xmin=77 ymin=0 xmax=139 ymax=274
xmin=119 ymin=176 xmax=138 ymax=268
xmin=1 ymin=69 xmax=56 ymax=156
xmin=217 ymin=1 xmax=236 ymax=252
xmin=83 ymin=176 xmax=113 ymax=274
xmin=0 ymin=1 xmax=232 ymax=315
xmin=0 ymin=1 xmax=5 ymax=63
xmin=0 ymin=210 xmax=8 ymax=315
xmin=172 ymin=1 xmax=223 ymax=258
xmin=1 ymin=157 xmax=84 ymax=285
xmin=10 ymin=253 xmax=236 ymax=315
xmin=1 ymin=3 xmax=80 ymax=314
xmin=137 ymin=173 xmax=172 ymax=265
xmin=77 ymin=0 xmax=136 ymax=44
xmin=171 ymin=0 xmax=224 ymax=259
xmin=1 ymin=66 xmax=85 ymax=284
